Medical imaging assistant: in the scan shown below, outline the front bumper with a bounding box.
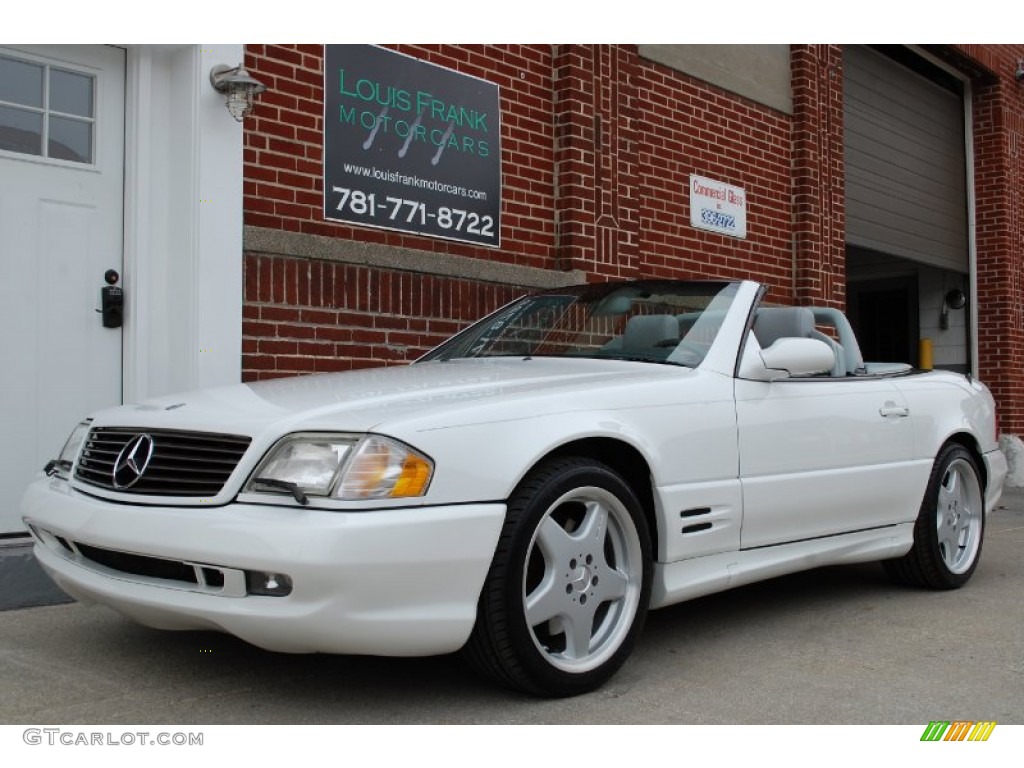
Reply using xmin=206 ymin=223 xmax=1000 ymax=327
xmin=21 ymin=477 xmax=506 ymax=656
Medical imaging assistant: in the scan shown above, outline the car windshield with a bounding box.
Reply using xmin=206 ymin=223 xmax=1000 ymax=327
xmin=421 ymin=280 xmax=741 ymax=367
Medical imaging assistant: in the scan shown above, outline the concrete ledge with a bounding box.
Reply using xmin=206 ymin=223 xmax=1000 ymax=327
xmin=244 ymin=226 xmax=588 ymax=291
xmin=638 ymin=44 xmax=794 ymax=115
xmin=999 ymin=434 xmax=1024 ymax=487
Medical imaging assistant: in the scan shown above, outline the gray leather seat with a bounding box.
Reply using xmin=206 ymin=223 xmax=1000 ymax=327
xmin=754 ymin=307 xmax=845 ymax=377
xmin=753 ymin=307 xmax=816 ymax=347
xmin=621 ymin=315 xmax=679 ymax=356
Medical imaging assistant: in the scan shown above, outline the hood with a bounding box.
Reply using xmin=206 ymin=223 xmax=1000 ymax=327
xmin=88 ymin=357 xmax=685 ymax=438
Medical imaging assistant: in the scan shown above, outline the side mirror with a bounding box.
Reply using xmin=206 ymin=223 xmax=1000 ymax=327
xmin=760 ymin=338 xmax=835 ymax=379
xmin=739 ymin=333 xmax=835 ymax=381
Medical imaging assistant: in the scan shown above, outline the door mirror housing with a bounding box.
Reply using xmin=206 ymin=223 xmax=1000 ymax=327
xmin=739 ymin=334 xmax=836 ymax=381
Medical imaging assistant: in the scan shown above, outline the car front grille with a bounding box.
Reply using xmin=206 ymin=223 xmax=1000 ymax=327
xmin=74 ymin=427 xmax=251 ymax=497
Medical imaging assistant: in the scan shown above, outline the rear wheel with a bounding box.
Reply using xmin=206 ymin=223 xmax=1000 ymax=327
xmin=884 ymin=444 xmax=985 ymax=589
xmin=464 ymin=456 xmax=652 ymax=697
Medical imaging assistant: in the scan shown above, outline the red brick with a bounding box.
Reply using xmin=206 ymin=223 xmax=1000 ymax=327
xmin=241 ymin=43 xmax=1024 ymax=431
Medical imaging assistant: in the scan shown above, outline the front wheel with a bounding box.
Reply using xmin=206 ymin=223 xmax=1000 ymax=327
xmin=884 ymin=444 xmax=985 ymax=589
xmin=464 ymin=456 xmax=652 ymax=697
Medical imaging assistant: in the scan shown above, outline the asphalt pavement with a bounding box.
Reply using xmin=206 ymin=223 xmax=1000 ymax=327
xmin=1 ymin=491 xmax=1022 ymax=724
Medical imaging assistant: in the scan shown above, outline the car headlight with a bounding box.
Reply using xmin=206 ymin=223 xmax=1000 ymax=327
xmin=51 ymin=420 xmax=91 ymax=480
xmin=246 ymin=434 xmax=433 ymax=503
xmin=336 ymin=435 xmax=434 ymax=500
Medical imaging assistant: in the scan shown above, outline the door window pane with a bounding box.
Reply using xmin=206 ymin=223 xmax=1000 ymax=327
xmin=50 ymin=68 xmax=94 ymax=117
xmin=0 ymin=105 xmax=43 ymax=156
xmin=48 ymin=116 xmax=92 ymax=163
xmin=0 ymin=54 xmax=97 ymax=165
xmin=0 ymin=56 xmax=44 ymax=108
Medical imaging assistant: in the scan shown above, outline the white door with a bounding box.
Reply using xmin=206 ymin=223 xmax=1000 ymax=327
xmin=735 ymin=377 xmax=920 ymax=548
xmin=0 ymin=45 xmax=125 ymax=533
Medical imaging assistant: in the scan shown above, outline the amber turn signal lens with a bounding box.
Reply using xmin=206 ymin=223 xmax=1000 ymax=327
xmin=391 ymin=453 xmax=433 ymax=497
xmin=336 ymin=436 xmax=434 ymax=499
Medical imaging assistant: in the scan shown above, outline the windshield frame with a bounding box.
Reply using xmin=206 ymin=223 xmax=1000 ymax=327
xmin=418 ymin=280 xmax=742 ymax=368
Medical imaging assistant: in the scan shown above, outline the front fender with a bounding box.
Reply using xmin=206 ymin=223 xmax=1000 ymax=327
xmin=394 ymin=374 xmax=739 ymax=507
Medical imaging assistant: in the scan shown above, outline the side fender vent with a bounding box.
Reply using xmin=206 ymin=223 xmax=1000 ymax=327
xmin=682 ymin=522 xmax=713 ymax=534
xmin=679 ymin=507 xmax=714 ymax=535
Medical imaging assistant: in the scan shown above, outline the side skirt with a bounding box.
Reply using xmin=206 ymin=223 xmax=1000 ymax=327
xmin=649 ymin=523 xmax=914 ymax=610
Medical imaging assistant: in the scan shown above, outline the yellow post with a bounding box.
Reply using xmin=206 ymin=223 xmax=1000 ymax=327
xmin=919 ymin=338 xmax=933 ymax=370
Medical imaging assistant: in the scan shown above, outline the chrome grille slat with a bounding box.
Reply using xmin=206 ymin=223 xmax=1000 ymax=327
xmin=139 ymin=467 xmax=237 ymax=477
xmin=147 ymin=456 xmax=243 ymax=466
xmin=74 ymin=427 xmax=251 ymax=497
xmin=151 ymin=450 xmax=245 ymax=456
xmin=125 ymin=473 xmax=228 ymax=482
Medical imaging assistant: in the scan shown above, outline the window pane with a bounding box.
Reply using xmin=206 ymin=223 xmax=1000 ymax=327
xmin=0 ymin=56 xmax=44 ymax=108
xmin=48 ymin=115 xmax=92 ymax=163
xmin=50 ymin=68 xmax=94 ymax=117
xmin=0 ymin=104 xmax=43 ymax=155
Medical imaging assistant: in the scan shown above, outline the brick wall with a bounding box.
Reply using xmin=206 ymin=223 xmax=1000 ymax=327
xmin=242 ymin=254 xmax=522 ymax=377
xmin=959 ymin=44 xmax=1024 ymax=434
xmin=553 ymin=45 xmax=640 ymax=277
xmin=241 ymin=44 xmax=808 ymax=380
xmin=242 ymin=44 xmax=562 ymax=380
xmin=791 ymin=45 xmax=845 ymax=309
xmin=241 ymin=43 xmax=1024 ymax=436
xmin=635 ymin=49 xmax=794 ymax=296
xmin=243 ymin=45 xmax=324 ymax=237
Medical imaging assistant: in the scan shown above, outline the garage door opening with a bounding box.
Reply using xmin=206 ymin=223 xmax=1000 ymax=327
xmin=847 ymin=246 xmax=970 ymax=373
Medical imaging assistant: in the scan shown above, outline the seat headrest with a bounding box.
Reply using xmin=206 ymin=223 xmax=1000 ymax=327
xmin=622 ymin=314 xmax=678 ymax=353
xmin=753 ymin=307 xmax=816 ymax=347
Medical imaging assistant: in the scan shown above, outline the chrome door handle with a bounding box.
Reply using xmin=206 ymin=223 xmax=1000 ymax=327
xmin=879 ymin=404 xmax=909 ymax=418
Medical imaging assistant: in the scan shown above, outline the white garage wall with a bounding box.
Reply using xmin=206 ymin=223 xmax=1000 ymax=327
xmin=918 ymin=265 xmax=969 ymax=373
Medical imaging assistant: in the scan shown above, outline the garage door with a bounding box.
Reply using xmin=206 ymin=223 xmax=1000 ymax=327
xmin=844 ymin=45 xmax=968 ymax=273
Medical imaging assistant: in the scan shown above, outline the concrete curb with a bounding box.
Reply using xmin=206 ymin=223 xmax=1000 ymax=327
xmin=0 ymin=539 xmax=73 ymax=612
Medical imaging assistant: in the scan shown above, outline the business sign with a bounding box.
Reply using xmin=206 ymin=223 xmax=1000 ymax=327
xmin=690 ymin=174 xmax=747 ymax=239
xmin=323 ymin=45 xmax=501 ymax=247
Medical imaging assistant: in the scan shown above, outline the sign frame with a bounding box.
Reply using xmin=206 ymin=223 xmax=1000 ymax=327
xmin=689 ymin=174 xmax=747 ymax=239
xmin=322 ymin=45 xmax=502 ymax=248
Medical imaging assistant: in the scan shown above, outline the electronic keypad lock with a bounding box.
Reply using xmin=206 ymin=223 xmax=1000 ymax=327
xmin=100 ymin=269 xmax=123 ymax=328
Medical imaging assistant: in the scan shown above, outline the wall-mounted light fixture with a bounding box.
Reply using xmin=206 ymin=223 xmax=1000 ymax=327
xmin=1016 ymin=60 xmax=1024 ymax=82
xmin=940 ymin=288 xmax=967 ymax=330
xmin=209 ymin=63 xmax=267 ymax=122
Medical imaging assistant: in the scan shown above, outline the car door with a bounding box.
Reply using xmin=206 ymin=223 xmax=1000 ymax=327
xmin=734 ymin=373 xmax=921 ymax=549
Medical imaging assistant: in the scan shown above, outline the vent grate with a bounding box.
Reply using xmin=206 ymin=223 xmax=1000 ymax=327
xmin=75 ymin=542 xmax=198 ymax=585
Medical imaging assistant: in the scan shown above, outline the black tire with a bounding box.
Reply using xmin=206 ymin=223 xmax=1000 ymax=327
xmin=884 ymin=444 xmax=985 ymax=589
xmin=464 ymin=456 xmax=653 ymax=697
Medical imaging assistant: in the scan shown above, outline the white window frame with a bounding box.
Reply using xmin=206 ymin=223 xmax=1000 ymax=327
xmin=0 ymin=47 xmax=101 ymax=170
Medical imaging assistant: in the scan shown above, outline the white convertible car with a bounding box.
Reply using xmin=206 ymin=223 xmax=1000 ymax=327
xmin=22 ymin=279 xmax=1006 ymax=697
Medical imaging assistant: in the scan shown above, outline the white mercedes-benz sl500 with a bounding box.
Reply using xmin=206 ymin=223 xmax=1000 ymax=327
xmin=22 ymin=279 xmax=1006 ymax=696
